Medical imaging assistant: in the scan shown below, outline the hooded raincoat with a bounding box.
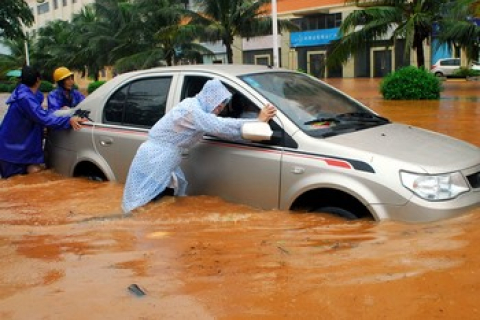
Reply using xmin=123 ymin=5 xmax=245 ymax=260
xmin=0 ymin=84 xmax=72 ymax=166
xmin=122 ymin=79 xmax=254 ymax=213
xmin=47 ymin=87 xmax=85 ymax=111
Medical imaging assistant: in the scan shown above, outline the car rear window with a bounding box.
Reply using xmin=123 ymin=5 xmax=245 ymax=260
xmin=103 ymin=77 xmax=172 ymax=128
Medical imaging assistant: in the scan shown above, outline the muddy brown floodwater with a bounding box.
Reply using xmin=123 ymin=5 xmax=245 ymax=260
xmin=0 ymin=79 xmax=479 ymax=320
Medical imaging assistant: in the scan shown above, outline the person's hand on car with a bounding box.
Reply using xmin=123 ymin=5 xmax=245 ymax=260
xmin=69 ymin=116 xmax=88 ymax=130
xmin=258 ymin=103 xmax=277 ymax=122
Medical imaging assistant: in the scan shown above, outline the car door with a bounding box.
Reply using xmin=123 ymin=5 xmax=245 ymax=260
xmin=93 ymin=74 xmax=176 ymax=182
xmin=443 ymin=59 xmax=460 ymax=76
xmin=178 ymin=74 xmax=283 ymax=210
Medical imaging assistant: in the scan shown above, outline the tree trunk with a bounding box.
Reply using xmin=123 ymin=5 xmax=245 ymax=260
xmin=224 ymin=37 xmax=234 ymax=64
xmin=226 ymin=44 xmax=233 ymax=64
xmin=414 ymin=34 xmax=425 ymax=68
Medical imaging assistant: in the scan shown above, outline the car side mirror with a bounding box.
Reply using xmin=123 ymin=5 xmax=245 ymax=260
xmin=241 ymin=122 xmax=273 ymax=141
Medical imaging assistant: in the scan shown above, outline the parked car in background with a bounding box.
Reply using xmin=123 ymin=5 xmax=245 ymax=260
xmin=430 ymin=58 xmax=480 ymax=77
xmin=45 ymin=65 xmax=480 ymax=223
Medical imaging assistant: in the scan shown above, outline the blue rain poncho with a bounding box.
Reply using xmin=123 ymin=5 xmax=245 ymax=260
xmin=47 ymin=87 xmax=85 ymax=111
xmin=122 ymin=79 xmax=254 ymax=213
xmin=0 ymin=84 xmax=73 ymax=165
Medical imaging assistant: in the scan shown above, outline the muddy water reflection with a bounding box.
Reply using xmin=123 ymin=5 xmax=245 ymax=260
xmin=0 ymin=81 xmax=479 ymax=319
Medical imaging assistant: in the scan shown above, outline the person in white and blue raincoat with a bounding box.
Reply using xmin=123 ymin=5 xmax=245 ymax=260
xmin=122 ymin=79 xmax=276 ymax=214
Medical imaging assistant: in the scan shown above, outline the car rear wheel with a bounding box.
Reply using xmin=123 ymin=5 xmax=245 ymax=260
xmin=434 ymin=72 xmax=444 ymax=77
xmin=73 ymin=162 xmax=107 ymax=182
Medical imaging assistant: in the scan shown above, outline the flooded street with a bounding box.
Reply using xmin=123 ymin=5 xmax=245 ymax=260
xmin=1 ymin=79 xmax=479 ymax=319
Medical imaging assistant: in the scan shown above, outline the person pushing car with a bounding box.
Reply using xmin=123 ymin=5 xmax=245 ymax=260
xmin=0 ymin=66 xmax=88 ymax=179
xmin=122 ymin=79 xmax=276 ymax=214
xmin=47 ymin=67 xmax=85 ymax=112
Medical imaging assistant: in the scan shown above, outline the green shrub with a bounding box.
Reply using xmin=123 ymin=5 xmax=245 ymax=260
xmin=88 ymin=80 xmax=106 ymax=94
xmin=0 ymin=80 xmax=54 ymax=93
xmin=453 ymin=67 xmax=480 ymax=78
xmin=40 ymin=81 xmax=54 ymax=93
xmin=380 ymin=66 xmax=442 ymax=100
xmin=0 ymin=82 xmax=16 ymax=92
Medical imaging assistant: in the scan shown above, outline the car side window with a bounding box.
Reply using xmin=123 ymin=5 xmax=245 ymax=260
xmin=104 ymin=85 xmax=127 ymax=123
xmin=181 ymin=76 xmax=212 ymax=99
xmin=104 ymin=77 xmax=172 ymax=128
xmin=217 ymin=90 xmax=295 ymax=147
xmin=219 ymin=91 xmax=259 ymax=119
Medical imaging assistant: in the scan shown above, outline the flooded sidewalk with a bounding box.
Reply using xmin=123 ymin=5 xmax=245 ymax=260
xmin=324 ymin=78 xmax=480 ymax=146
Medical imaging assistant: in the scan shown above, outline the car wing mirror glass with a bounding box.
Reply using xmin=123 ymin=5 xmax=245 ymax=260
xmin=241 ymin=122 xmax=273 ymax=141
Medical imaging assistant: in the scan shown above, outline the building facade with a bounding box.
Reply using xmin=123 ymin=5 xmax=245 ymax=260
xmin=27 ymin=0 xmax=95 ymax=33
xmin=24 ymin=0 xmax=469 ymax=79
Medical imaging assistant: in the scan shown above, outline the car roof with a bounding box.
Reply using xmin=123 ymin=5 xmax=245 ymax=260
xmin=121 ymin=64 xmax=283 ymax=79
xmin=436 ymin=58 xmax=459 ymax=62
xmin=87 ymin=64 xmax=289 ymax=99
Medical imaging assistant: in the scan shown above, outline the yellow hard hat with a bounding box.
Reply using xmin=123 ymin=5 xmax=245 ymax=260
xmin=53 ymin=67 xmax=73 ymax=82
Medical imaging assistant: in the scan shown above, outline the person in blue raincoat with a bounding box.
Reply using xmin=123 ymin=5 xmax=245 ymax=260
xmin=47 ymin=67 xmax=85 ymax=112
xmin=122 ymin=79 xmax=276 ymax=214
xmin=0 ymin=66 xmax=87 ymax=179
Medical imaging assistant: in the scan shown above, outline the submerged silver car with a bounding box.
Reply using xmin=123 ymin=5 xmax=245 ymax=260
xmin=45 ymin=65 xmax=480 ymax=222
xmin=430 ymin=58 xmax=480 ymax=77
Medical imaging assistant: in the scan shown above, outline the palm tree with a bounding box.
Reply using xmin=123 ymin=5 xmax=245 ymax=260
xmin=152 ymin=24 xmax=213 ymax=66
xmin=437 ymin=0 xmax=480 ymax=62
xmin=327 ymin=0 xmax=449 ymax=69
xmin=116 ymin=0 xmax=205 ymax=68
xmin=69 ymin=3 xmax=116 ymax=80
xmin=189 ymin=0 xmax=298 ymax=64
xmin=35 ymin=20 xmax=77 ymax=80
xmin=89 ymin=0 xmax=146 ymax=73
xmin=0 ymin=37 xmax=30 ymax=74
xmin=0 ymin=0 xmax=34 ymax=40
xmin=96 ymin=0 xmax=210 ymax=71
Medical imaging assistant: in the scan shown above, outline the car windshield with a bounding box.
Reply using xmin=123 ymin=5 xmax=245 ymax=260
xmin=240 ymin=72 xmax=389 ymax=138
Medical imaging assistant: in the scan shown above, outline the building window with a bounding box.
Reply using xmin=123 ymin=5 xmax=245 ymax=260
xmin=73 ymin=0 xmax=77 ymax=3
xmin=63 ymin=0 xmax=67 ymax=6
xmin=37 ymin=2 xmax=50 ymax=15
xmin=293 ymin=13 xmax=342 ymax=31
xmin=53 ymin=0 xmax=58 ymax=10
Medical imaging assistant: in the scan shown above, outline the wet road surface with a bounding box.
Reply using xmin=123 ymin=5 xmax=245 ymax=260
xmin=0 ymin=79 xmax=479 ymax=319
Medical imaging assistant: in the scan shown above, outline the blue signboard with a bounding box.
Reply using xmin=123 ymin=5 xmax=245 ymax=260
xmin=290 ymin=28 xmax=340 ymax=48
xmin=431 ymin=39 xmax=452 ymax=65
xmin=433 ymin=18 xmax=480 ymax=36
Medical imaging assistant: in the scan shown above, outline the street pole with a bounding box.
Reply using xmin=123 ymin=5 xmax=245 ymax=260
xmin=24 ymin=0 xmax=46 ymax=66
xmin=24 ymin=40 xmax=30 ymax=66
xmin=272 ymin=0 xmax=279 ymax=67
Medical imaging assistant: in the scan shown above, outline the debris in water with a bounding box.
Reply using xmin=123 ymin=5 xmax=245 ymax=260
xmin=128 ymin=284 xmax=146 ymax=297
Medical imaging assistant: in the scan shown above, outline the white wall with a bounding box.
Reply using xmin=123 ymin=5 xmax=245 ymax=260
xmin=26 ymin=0 xmax=95 ymax=32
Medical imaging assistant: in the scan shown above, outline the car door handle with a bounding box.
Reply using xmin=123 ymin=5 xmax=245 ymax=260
xmin=291 ymin=166 xmax=305 ymax=174
xmin=99 ymin=137 xmax=113 ymax=146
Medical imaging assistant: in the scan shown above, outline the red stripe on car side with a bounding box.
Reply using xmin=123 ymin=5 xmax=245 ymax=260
xmin=86 ymin=125 xmax=148 ymax=136
xmin=204 ymin=140 xmax=353 ymax=169
xmin=89 ymin=127 xmax=353 ymax=170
